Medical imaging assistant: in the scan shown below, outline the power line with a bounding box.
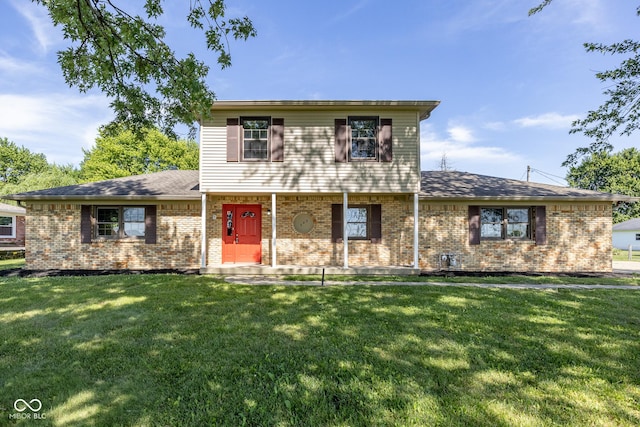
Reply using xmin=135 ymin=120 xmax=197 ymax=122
xmin=529 ymin=167 xmax=568 ymax=186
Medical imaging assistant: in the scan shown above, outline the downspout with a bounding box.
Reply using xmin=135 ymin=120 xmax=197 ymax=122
xmin=343 ymin=192 xmax=349 ymax=269
xmin=271 ymin=193 xmax=277 ymax=267
xmin=414 ymin=193 xmax=419 ymax=269
xmin=201 ymin=193 xmax=207 ymax=270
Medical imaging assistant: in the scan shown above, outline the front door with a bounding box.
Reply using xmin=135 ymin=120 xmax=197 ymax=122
xmin=222 ymin=204 xmax=262 ymax=263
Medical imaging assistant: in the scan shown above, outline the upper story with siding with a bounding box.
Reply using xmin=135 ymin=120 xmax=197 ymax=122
xmin=199 ymin=100 xmax=439 ymax=194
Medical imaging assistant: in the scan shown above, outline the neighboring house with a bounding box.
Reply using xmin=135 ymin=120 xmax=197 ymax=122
xmin=612 ymin=218 xmax=640 ymax=250
xmin=0 ymin=202 xmax=25 ymax=247
xmin=3 ymin=100 xmax=634 ymax=273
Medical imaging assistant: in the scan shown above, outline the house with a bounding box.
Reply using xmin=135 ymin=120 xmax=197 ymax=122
xmin=612 ymin=218 xmax=640 ymax=250
xmin=0 ymin=202 xmax=26 ymax=248
xmin=2 ymin=100 xmax=634 ymax=274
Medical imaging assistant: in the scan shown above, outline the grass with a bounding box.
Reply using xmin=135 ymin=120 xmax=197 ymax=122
xmin=285 ymin=273 xmax=640 ymax=286
xmin=0 ymin=258 xmax=25 ymax=270
xmin=1 ymin=274 xmax=640 ymax=426
xmin=613 ymin=249 xmax=640 ymax=262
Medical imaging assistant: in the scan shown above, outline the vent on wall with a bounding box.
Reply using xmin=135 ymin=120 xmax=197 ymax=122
xmin=438 ymin=252 xmax=462 ymax=270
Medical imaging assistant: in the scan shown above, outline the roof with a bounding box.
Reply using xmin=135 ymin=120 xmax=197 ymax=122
xmin=613 ymin=218 xmax=640 ymax=231
xmin=3 ymin=170 xmax=200 ymax=201
xmin=420 ymin=171 xmax=636 ymax=202
xmin=210 ymin=100 xmax=441 ymax=121
xmin=0 ymin=202 xmax=25 ymax=215
xmin=3 ymin=169 xmax=634 ymax=203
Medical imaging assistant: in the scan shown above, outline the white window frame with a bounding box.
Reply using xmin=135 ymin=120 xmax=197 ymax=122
xmin=95 ymin=206 xmax=146 ymax=240
xmin=348 ymin=116 xmax=379 ymax=161
xmin=0 ymin=215 xmax=16 ymax=239
xmin=241 ymin=117 xmax=271 ymax=161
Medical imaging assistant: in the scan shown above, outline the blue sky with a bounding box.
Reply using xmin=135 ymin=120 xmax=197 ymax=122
xmin=0 ymin=0 xmax=637 ymax=185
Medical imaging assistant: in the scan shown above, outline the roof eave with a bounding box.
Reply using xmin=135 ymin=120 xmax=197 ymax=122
xmin=4 ymin=195 xmax=201 ymax=202
xmin=418 ymin=195 xmax=630 ymax=203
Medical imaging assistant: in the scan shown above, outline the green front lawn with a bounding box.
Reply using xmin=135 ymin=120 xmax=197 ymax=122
xmin=1 ymin=275 xmax=640 ymax=426
xmin=614 ymin=249 xmax=640 ymax=262
xmin=0 ymin=258 xmax=25 ymax=270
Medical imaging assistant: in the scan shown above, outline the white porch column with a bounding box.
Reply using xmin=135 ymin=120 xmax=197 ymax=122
xmin=200 ymin=193 xmax=207 ymax=269
xmin=343 ymin=192 xmax=349 ymax=269
xmin=271 ymin=193 xmax=277 ymax=267
xmin=414 ymin=193 xmax=419 ymax=269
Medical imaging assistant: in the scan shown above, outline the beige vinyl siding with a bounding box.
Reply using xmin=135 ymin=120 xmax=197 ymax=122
xmin=200 ymin=108 xmax=421 ymax=194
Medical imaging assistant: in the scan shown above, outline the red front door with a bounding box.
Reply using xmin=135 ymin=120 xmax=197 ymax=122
xmin=222 ymin=204 xmax=262 ymax=263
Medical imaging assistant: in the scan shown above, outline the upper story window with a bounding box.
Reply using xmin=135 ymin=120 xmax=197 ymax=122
xmin=0 ymin=215 xmax=15 ymax=238
xmin=335 ymin=117 xmax=392 ymax=163
xmin=349 ymin=117 xmax=378 ymax=161
xmin=226 ymin=117 xmax=284 ymax=162
xmin=242 ymin=117 xmax=270 ymax=160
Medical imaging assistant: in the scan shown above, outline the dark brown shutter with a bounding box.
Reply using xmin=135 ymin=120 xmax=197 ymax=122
xmin=334 ymin=119 xmax=347 ymax=163
xmin=370 ymin=204 xmax=382 ymax=243
xmin=81 ymin=205 xmax=92 ymax=243
xmin=226 ymin=118 xmax=240 ymax=162
xmin=535 ymin=206 xmax=547 ymax=245
xmin=379 ymin=118 xmax=393 ymax=162
xmin=271 ymin=118 xmax=284 ymax=162
xmin=145 ymin=205 xmax=157 ymax=244
xmin=469 ymin=206 xmax=481 ymax=245
xmin=331 ymin=204 xmax=343 ymax=243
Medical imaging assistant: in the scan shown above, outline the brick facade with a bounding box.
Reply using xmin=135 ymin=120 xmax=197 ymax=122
xmin=25 ymin=202 xmax=201 ymax=270
xmin=22 ymin=198 xmax=613 ymax=273
xmin=206 ymin=195 xmax=415 ymax=267
xmin=418 ymin=202 xmax=613 ymax=272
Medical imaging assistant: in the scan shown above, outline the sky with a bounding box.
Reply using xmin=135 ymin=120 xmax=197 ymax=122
xmin=0 ymin=0 xmax=638 ymax=185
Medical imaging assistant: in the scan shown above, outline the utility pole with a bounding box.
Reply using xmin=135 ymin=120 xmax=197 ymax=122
xmin=527 ymin=165 xmax=531 ymax=182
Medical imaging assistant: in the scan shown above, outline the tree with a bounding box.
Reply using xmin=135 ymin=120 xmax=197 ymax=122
xmin=0 ymin=165 xmax=80 ymax=196
xmin=566 ymin=148 xmax=640 ymax=223
xmin=80 ymin=126 xmax=199 ymax=182
xmin=34 ymin=0 xmax=256 ymax=137
xmin=530 ymin=3 xmax=640 ymax=167
xmin=0 ymin=137 xmax=48 ymax=186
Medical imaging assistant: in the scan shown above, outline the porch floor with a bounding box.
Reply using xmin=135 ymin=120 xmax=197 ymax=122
xmin=201 ymin=264 xmax=420 ymax=276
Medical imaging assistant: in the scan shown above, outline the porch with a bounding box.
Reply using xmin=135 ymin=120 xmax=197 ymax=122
xmin=201 ymin=264 xmax=420 ymax=276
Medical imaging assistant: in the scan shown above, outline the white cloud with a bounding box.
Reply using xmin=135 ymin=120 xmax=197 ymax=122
xmin=513 ymin=112 xmax=580 ymax=129
xmin=0 ymin=93 xmax=112 ymax=165
xmin=0 ymin=51 xmax=40 ymax=74
xmin=420 ymin=123 xmax=521 ymax=173
xmin=9 ymin=0 xmax=61 ymax=53
xmin=447 ymin=125 xmax=476 ymax=144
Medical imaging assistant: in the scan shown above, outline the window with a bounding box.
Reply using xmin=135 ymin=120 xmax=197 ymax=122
xmin=346 ymin=206 xmax=369 ymax=239
xmin=0 ymin=216 xmax=15 ymax=238
xmin=331 ymin=204 xmax=382 ymax=243
xmin=349 ymin=117 xmax=378 ymax=160
xmin=227 ymin=117 xmax=284 ymax=162
xmin=95 ymin=206 xmax=146 ymax=239
xmin=636 ymin=233 xmax=640 ymax=241
xmin=335 ymin=118 xmax=393 ymax=163
xmin=480 ymin=207 xmax=531 ymax=240
xmin=242 ymin=117 xmax=270 ymax=160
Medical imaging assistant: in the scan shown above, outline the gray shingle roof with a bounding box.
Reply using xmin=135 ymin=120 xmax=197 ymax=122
xmin=3 ymin=169 xmax=634 ymax=203
xmin=613 ymin=218 xmax=640 ymax=231
xmin=3 ymin=170 xmax=200 ymax=201
xmin=420 ymin=171 xmax=635 ymax=202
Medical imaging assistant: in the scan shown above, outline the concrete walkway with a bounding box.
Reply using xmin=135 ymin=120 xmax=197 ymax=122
xmin=224 ymin=261 xmax=640 ymax=289
xmin=613 ymin=260 xmax=640 ymax=274
xmin=224 ymin=276 xmax=640 ymax=289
